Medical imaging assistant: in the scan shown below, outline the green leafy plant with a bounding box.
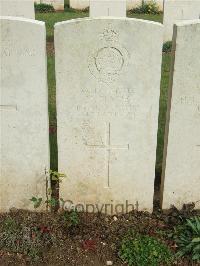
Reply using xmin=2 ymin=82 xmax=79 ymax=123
xmin=30 ymin=197 xmax=43 ymax=209
xmin=63 ymin=210 xmax=79 ymax=226
xmin=174 ymin=216 xmax=200 ymax=262
xmin=163 ymin=41 xmax=172 ymax=53
xmin=30 ymin=170 xmax=66 ymax=210
xmin=131 ymin=0 xmax=160 ymax=15
xmin=50 ymin=170 xmax=67 ymax=183
xmin=34 ymin=3 xmax=55 ymax=13
xmin=45 ymin=197 xmax=58 ymax=208
xmin=119 ymin=230 xmax=173 ymax=266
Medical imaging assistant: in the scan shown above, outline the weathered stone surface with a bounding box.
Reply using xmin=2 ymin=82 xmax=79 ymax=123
xmin=90 ymin=0 xmax=126 ymax=17
xmin=55 ymin=18 xmax=163 ymax=213
xmin=0 ymin=17 xmax=49 ymax=211
xmin=162 ymin=20 xmax=200 ymax=209
xmin=69 ymin=0 xmax=89 ymax=9
xmin=35 ymin=0 xmax=64 ymax=11
xmin=126 ymin=0 xmax=142 ymax=10
xmin=163 ymin=0 xmax=200 ymax=41
xmin=0 ymin=0 xmax=35 ymax=19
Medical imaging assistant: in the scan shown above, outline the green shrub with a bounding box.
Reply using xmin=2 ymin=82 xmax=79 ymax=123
xmin=34 ymin=3 xmax=55 ymax=13
xmin=82 ymin=6 xmax=89 ymax=13
xmin=64 ymin=5 xmax=89 ymax=13
xmin=119 ymin=230 xmax=173 ymax=266
xmin=174 ymin=216 xmax=200 ymax=262
xmin=64 ymin=5 xmax=77 ymax=12
xmin=131 ymin=0 xmax=160 ymax=15
xmin=163 ymin=41 xmax=172 ymax=53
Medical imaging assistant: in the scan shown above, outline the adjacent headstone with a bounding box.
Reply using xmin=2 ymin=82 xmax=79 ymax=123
xmin=90 ymin=0 xmax=126 ymax=17
xmin=161 ymin=20 xmax=200 ymax=210
xmin=0 ymin=17 xmax=49 ymax=211
xmin=35 ymin=0 xmax=64 ymax=11
xmin=70 ymin=0 xmax=89 ymax=10
xmin=0 ymin=0 xmax=35 ymax=19
xmin=55 ymin=18 xmax=163 ymax=213
xmin=163 ymin=0 xmax=200 ymax=41
xmin=126 ymin=0 xmax=142 ymax=10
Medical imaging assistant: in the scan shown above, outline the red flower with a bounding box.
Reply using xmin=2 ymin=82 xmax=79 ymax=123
xmin=82 ymin=239 xmax=96 ymax=251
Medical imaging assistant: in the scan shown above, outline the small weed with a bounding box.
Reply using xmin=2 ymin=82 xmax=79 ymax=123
xmin=63 ymin=210 xmax=79 ymax=227
xmin=46 ymin=197 xmax=58 ymax=208
xmin=30 ymin=170 xmax=66 ymax=210
xmin=119 ymin=230 xmax=173 ymax=266
xmin=50 ymin=170 xmax=67 ymax=183
xmin=30 ymin=197 xmax=43 ymax=209
xmin=163 ymin=41 xmax=172 ymax=53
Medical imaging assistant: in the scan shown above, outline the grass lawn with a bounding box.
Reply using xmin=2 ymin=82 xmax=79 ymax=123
xmin=36 ymin=11 xmax=170 ymax=180
xmin=36 ymin=11 xmax=88 ymax=41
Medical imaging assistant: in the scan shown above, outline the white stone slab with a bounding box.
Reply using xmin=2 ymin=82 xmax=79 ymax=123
xmin=70 ymin=0 xmax=89 ymax=9
xmin=126 ymin=0 xmax=142 ymax=10
xmin=163 ymin=0 xmax=200 ymax=42
xmin=55 ymin=18 xmax=163 ymax=213
xmin=35 ymin=0 xmax=64 ymax=11
xmin=161 ymin=20 xmax=200 ymax=209
xmin=90 ymin=0 xmax=126 ymax=17
xmin=0 ymin=17 xmax=49 ymax=211
xmin=0 ymin=0 xmax=35 ymax=19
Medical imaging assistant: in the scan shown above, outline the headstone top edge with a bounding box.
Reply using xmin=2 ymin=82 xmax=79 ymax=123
xmin=54 ymin=17 xmax=163 ymax=29
xmin=0 ymin=16 xmax=44 ymax=26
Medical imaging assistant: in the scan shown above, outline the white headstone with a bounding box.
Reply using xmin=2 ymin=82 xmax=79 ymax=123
xmin=163 ymin=0 xmax=200 ymax=41
xmin=0 ymin=0 xmax=35 ymax=19
xmin=35 ymin=0 xmax=64 ymax=11
xmin=90 ymin=0 xmax=126 ymax=17
xmin=126 ymin=0 xmax=142 ymax=10
xmin=0 ymin=17 xmax=49 ymax=211
xmin=55 ymin=18 xmax=163 ymax=213
xmin=161 ymin=20 xmax=200 ymax=209
xmin=70 ymin=0 xmax=89 ymax=9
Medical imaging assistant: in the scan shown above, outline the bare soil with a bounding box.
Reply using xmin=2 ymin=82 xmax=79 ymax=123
xmin=0 ymin=207 xmax=199 ymax=266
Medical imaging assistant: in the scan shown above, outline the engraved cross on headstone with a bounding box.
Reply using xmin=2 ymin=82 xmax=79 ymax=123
xmin=86 ymin=122 xmax=129 ymax=188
